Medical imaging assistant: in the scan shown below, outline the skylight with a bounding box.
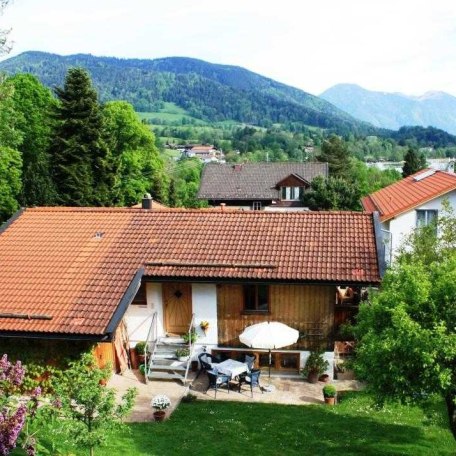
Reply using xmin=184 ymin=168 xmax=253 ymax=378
xmin=413 ymin=169 xmax=436 ymax=182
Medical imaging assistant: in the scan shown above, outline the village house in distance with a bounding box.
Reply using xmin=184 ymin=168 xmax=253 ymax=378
xmin=198 ymin=162 xmax=328 ymax=210
xmin=362 ymin=168 xmax=456 ymax=263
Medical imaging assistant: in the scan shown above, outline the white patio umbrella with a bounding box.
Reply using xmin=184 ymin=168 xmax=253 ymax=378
xmin=239 ymin=322 xmax=299 ymax=387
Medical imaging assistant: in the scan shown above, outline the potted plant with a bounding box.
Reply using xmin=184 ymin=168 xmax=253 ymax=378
xmin=183 ymin=329 xmax=198 ymax=344
xmin=151 ymin=394 xmax=171 ymax=422
xmin=176 ymin=347 xmax=190 ymax=362
xmin=200 ymin=320 xmax=210 ymax=334
xmin=301 ymin=351 xmax=329 ymax=383
xmin=322 ymin=384 xmax=337 ymax=405
xmin=135 ymin=341 xmax=147 ymax=364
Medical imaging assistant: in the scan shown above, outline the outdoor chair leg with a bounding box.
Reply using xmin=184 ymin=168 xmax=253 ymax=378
xmin=214 ymin=385 xmax=217 ymax=399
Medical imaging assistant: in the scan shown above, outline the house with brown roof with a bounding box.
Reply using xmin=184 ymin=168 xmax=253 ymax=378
xmin=198 ymin=162 xmax=328 ymax=211
xmin=0 ymin=207 xmax=383 ymax=381
xmin=362 ymin=168 xmax=456 ymax=263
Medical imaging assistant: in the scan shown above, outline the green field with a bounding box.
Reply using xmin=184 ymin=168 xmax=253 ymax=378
xmin=138 ymin=102 xmax=206 ymax=125
xmin=21 ymin=392 xmax=456 ymax=456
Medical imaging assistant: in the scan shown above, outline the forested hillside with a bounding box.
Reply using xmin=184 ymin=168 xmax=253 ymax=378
xmin=0 ymin=51 xmax=373 ymax=135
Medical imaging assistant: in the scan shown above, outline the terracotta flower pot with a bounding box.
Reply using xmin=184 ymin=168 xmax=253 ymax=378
xmin=153 ymin=410 xmax=166 ymax=422
xmin=324 ymin=396 xmax=336 ymax=405
xmin=307 ymin=371 xmax=319 ymax=383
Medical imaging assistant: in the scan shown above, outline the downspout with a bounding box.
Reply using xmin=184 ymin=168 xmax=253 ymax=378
xmin=372 ymin=212 xmax=387 ymax=279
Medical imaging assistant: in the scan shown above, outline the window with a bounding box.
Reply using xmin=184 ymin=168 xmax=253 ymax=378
xmin=280 ymin=187 xmax=301 ymax=201
xmin=243 ymin=284 xmax=269 ymax=313
xmin=131 ymin=283 xmax=147 ymax=307
xmin=252 ymin=201 xmax=262 ymax=210
xmin=416 ymin=210 xmax=438 ymax=228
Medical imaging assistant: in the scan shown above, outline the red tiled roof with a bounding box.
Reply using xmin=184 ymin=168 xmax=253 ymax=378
xmin=361 ymin=169 xmax=456 ymax=222
xmin=0 ymin=208 xmax=381 ymax=336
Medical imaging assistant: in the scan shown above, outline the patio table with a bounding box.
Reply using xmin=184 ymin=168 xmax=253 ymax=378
xmin=216 ymin=359 xmax=248 ymax=378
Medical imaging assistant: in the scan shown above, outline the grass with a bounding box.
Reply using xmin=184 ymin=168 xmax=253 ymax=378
xmin=27 ymin=392 xmax=455 ymax=456
xmin=138 ymin=103 xmax=206 ymax=124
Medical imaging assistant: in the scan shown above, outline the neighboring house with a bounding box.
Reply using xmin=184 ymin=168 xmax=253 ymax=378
xmin=362 ymin=168 xmax=456 ymax=263
xmin=198 ymin=162 xmax=328 ymax=211
xmin=182 ymin=144 xmax=225 ymax=163
xmin=0 ymin=207 xmax=383 ymax=380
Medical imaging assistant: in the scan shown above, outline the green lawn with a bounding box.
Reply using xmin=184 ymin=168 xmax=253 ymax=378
xmin=29 ymin=392 xmax=455 ymax=456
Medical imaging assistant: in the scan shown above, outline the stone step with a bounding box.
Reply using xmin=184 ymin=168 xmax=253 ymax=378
xmin=147 ymin=371 xmax=185 ymax=381
xmin=149 ymin=363 xmax=186 ymax=372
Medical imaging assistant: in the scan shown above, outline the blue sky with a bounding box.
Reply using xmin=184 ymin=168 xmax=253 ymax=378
xmin=2 ymin=0 xmax=456 ymax=96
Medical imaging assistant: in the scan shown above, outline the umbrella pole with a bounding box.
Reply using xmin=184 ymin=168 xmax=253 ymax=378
xmin=268 ymin=349 xmax=272 ymax=384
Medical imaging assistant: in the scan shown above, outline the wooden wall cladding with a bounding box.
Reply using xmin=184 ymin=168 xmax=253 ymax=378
xmin=217 ymin=284 xmax=335 ymax=351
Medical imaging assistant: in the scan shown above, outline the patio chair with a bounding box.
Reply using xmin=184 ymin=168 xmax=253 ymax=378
xmin=206 ymin=369 xmax=231 ymax=398
xmin=238 ymin=368 xmax=263 ymax=398
xmin=235 ymin=353 xmax=256 ymax=371
xmin=196 ymin=352 xmax=220 ymax=379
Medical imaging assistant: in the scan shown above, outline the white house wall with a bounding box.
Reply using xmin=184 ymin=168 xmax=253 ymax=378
xmin=125 ymin=282 xmax=165 ymax=347
xmin=386 ymin=190 xmax=456 ymax=260
xmin=192 ymin=283 xmax=218 ymax=347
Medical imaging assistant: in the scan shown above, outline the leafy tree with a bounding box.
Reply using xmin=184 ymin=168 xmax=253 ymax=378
xmin=103 ymin=101 xmax=168 ymax=206
xmin=350 ymin=158 xmax=401 ymax=197
xmin=318 ymin=135 xmax=352 ymax=178
xmin=168 ymin=178 xmax=177 ymax=207
xmin=50 ymin=68 xmax=111 ymax=206
xmin=402 ymin=147 xmax=427 ymax=177
xmin=9 ymin=74 xmax=56 ymax=206
xmin=0 ymin=147 xmax=22 ymax=222
xmin=354 ymin=204 xmax=456 ymax=423
xmin=52 ymin=353 xmax=137 ymax=456
xmin=301 ymin=175 xmax=361 ymax=210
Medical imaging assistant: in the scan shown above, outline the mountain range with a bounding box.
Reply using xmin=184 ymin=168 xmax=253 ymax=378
xmin=321 ymin=83 xmax=456 ymax=135
xmin=0 ymin=51 xmax=372 ymax=135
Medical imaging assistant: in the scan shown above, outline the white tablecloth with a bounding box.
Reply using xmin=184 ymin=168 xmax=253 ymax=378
xmin=216 ymin=359 xmax=248 ymax=377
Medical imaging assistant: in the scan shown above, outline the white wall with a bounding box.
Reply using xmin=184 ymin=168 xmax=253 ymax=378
xmin=192 ymin=283 xmax=218 ymax=348
xmin=300 ymin=351 xmax=335 ymax=380
xmin=385 ymin=190 xmax=456 ymax=261
xmin=125 ymin=282 xmax=165 ymax=347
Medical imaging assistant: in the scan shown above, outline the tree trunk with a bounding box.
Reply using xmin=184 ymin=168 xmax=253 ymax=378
xmin=445 ymin=392 xmax=456 ymax=440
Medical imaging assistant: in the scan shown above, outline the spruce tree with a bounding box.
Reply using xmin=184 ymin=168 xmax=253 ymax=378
xmin=402 ymin=147 xmax=427 ymax=177
xmin=318 ymin=135 xmax=351 ymax=178
xmin=50 ymin=68 xmax=110 ymax=206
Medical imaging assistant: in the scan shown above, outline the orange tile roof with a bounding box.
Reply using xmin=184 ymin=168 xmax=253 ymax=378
xmin=361 ymin=169 xmax=456 ymax=222
xmin=0 ymin=208 xmax=381 ymax=337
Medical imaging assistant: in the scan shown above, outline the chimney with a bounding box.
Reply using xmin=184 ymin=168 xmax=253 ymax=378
xmin=220 ymin=203 xmax=226 ymax=212
xmin=142 ymin=193 xmax=153 ymax=210
xmin=233 ymin=164 xmax=243 ymax=172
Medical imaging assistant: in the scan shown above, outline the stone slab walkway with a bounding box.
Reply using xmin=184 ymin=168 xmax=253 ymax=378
xmin=109 ymin=369 xmax=364 ymax=422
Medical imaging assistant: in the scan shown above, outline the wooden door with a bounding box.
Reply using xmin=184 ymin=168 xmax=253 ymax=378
xmin=163 ymin=283 xmax=192 ymax=334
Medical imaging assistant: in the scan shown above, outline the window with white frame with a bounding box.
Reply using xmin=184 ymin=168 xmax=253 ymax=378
xmin=280 ymin=187 xmax=301 ymax=201
xmin=416 ymin=209 xmax=438 ymax=228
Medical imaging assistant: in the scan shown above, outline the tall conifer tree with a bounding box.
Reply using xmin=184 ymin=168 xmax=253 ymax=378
xmin=402 ymin=147 xmax=427 ymax=177
xmin=50 ymin=68 xmax=110 ymax=206
xmin=318 ymin=135 xmax=351 ymax=178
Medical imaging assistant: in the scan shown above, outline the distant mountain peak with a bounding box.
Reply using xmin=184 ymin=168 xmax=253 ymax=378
xmin=321 ymin=83 xmax=456 ymax=134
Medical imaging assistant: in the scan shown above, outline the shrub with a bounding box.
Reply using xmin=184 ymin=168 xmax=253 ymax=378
xmin=176 ymin=348 xmax=190 ymax=358
xmin=135 ymin=341 xmax=147 ymax=355
xmin=323 ymin=384 xmax=337 ymax=398
xmin=301 ymin=351 xmax=329 ymax=377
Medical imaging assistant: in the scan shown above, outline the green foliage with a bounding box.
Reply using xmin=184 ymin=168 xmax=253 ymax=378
xmin=301 ymin=351 xmax=329 ymax=377
xmin=318 ymin=135 xmax=351 ymax=178
xmin=402 ymin=147 xmax=427 ymax=177
xmin=302 ymin=176 xmax=361 ymax=211
xmin=9 ymin=73 xmax=56 ymax=206
xmin=354 ymin=205 xmax=456 ymax=409
xmin=0 ymin=146 xmax=22 ymax=221
xmin=171 ymin=158 xmax=207 ymax=208
xmin=52 ymin=353 xmax=137 ymax=456
xmin=134 ymin=341 xmax=147 ymax=355
xmin=50 ymin=67 xmax=111 ymax=206
xmin=102 ymin=101 xmax=168 ymax=205
xmin=182 ymin=329 xmax=198 ymax=344
xmin=323 ymin=384 xmax=337 ymax=398
xmin=175 ymin=348 xmax=190 ymax=358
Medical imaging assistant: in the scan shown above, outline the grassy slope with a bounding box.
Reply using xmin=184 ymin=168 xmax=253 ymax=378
xmin=138 ymin=103 xmax=206 ymax=124
xmin=28 ymin=392 xmax=455 ymax=456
